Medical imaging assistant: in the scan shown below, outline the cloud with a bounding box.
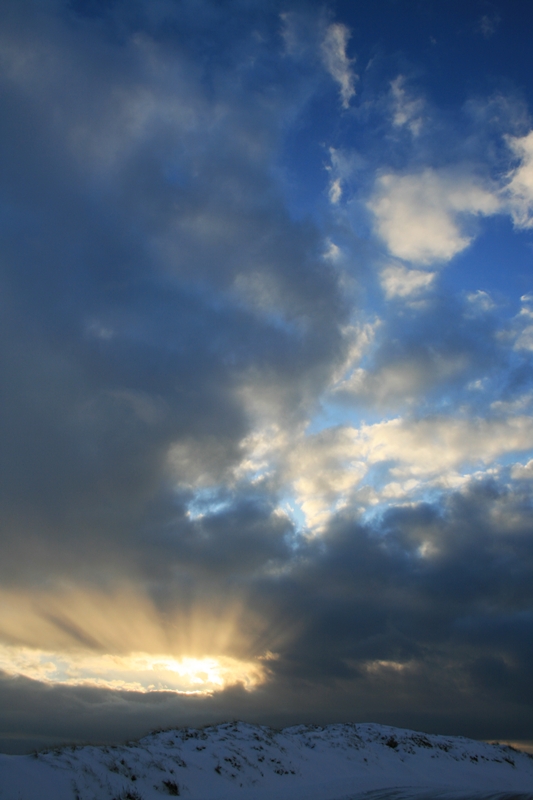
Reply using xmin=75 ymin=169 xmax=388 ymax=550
xmin=286 ymin=413 xmax=533 ymax=528
xmin=358 ymin=414 xmax=533 ymax=478
xmin=465 ymin=290 xmax=496 ymax=313
xmin=511 ymin=459 xmax=533 ymax=480
xmin=505 ymin=131 xmax=533 ymax=228
xmin=3 ymin=475 xmax=533 ymax=753
xmin=287 ymin=426 xmax=366 ymax=530
xmin=0 ymin=0 xmax=350 ymax=562
xmin=1 ymin=0 xmax=533 ymax=756
xmin=320 ymin=23 xmax=357 ymax=109
xmin=325 ymin=146 xmax=364 ymax=205
xmin=333 ymin=332 xmax=473 ymax=410
xmin=380 ymin=264 xmax=436 ymax=299
xmin=512 ymin=300 xmax=533 ymax=351
xmin=368 ymin=169 xmax=500 ymax=264
xmin=390 ymin=76 xmax=424 ymax=136
xmin=477 ymin=13 xmax=500 ymax=40
xmin=337 ymin=358 xmax=455 ymax=409
xmin=0 ymin=0 xmax=352 ymax=700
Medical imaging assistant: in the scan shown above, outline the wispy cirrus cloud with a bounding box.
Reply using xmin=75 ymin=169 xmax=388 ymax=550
xmin=320 ymin=23 xmax=357 ymax=109
xmin=390 ymin=75 xmax=425 ymax=136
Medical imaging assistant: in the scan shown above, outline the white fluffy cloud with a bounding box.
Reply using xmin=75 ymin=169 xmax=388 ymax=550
xmin=229 ymin=411 xmax=533 ymax=531
xmin=357 ymin=415 xmax=533 ymax=476
xmin=368 ymin=169 xmax=500 ymax=265
xmin=321 ymin=23 xmax=357 ymax=109
xmin=277 ymin=414 xmax=533 ymax=529
xmin=288 ymin=426 xmax=366 ymax=530
xmin=367 ymin=128 xmax=533 ymax=267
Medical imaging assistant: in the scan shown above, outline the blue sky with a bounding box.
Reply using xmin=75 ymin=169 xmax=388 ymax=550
xmin=1 ymin=0 xmax=533 ymax=753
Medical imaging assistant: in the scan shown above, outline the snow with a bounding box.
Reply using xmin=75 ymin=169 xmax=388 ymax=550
xmin=0 ymin=721 xmax=532 ymax=800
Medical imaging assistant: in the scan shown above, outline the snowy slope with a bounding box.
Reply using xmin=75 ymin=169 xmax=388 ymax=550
xmin=1 ymin=721 xmax=532 ymax=800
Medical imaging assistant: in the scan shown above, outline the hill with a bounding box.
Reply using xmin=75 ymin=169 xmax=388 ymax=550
xmin=0 ymin=721 xmax=532 ymax=800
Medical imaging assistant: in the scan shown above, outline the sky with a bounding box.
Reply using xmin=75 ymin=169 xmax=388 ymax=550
xmin=1 ymin=0 xmax=533 ymax=755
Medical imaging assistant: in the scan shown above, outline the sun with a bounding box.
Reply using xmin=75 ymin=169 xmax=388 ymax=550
xmin=0 ymin=644 xmax=269 ymax=694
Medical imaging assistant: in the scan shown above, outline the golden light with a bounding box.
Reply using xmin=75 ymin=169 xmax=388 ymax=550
xmin=0 ymin=644 xmax=269 ymax=694
xmin=0 ymin=585 xmax=280 ymax=695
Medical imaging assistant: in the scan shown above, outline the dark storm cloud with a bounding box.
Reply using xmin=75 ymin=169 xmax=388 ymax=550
xmin=2 ymin=478 xmax=533 ymax=752
xmin=0 ymin=0 xmax=347 ymax=587
xmin=241 ymin=479 xmax=533 ymax=709
xmin=148 ymin=496 xmax=293 ymax=577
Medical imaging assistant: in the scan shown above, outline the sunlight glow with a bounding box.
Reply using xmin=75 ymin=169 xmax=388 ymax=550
xmin=0 ymin=644 xmax=269 ymax=694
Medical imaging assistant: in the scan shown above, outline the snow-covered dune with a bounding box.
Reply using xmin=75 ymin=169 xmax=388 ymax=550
xmin=1 ymin=722 xmax=532 ymax=800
